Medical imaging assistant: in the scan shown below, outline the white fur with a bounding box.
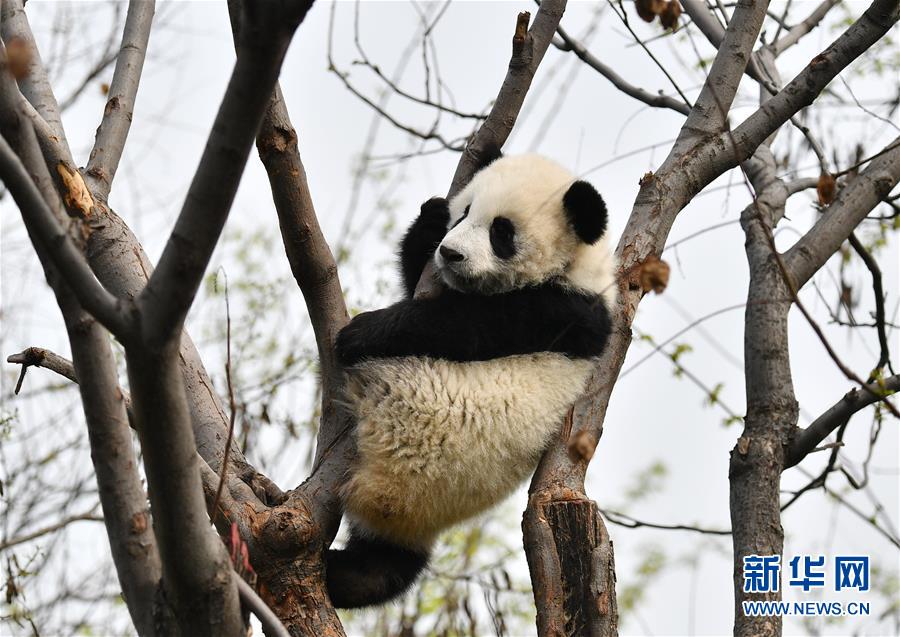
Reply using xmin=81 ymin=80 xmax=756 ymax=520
xmin=435 ymin=154 xmax=618 ymax=305
xmin=342 ymin=354 xmax=594 ymax=548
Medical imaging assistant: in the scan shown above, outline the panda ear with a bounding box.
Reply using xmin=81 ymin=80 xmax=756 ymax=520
xmin=473 ymin=143 xmax=503 ymax=174
xmin=563 ymin=180 xmax=607 ymax=244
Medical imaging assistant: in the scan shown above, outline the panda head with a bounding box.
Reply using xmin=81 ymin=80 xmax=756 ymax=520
xmin=435 ymin=154 xmax=616 ymax=303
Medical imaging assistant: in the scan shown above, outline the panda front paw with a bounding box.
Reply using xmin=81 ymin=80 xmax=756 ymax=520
xmin=419 ymin=197 xmax=450 ymax=224
xmin=336 ymin=312 xmax=380 ymax=366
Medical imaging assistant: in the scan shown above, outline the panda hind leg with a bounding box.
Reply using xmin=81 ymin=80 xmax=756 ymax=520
xmin=325 ymin=527 xmax=430 ymax=609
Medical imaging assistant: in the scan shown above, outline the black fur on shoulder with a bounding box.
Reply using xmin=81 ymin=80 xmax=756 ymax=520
xmin=399 ymin=197 xmax=450 ymax=298
xmin=336 ymin=283 xmax=612 ymax=365
xmin=563 ymin=180 xmax=608 ymax=245
xmin=326 ymin=529 xmax=429 ymax=609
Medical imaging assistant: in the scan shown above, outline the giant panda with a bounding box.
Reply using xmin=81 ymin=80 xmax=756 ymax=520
xmin=326 ymin=152 xmax=617 ymax=609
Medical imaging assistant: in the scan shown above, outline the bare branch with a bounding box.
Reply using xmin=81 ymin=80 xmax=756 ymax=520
xmin=553 ymin=23 xmax=691 ymax=116
xmin=0 ymin=132 xmax=133 ymax=336
xmin=847 ymin=232 xmax=895 ymax=375
xmin=235 ymin=577 xmax=291 ymax=637
xmin=85 ymin=0 xmax=156 ymax=200
xmin=447 ymin=2 xmax=566 ymax=196
xmin=681 ymin=0 xmax=726 ymax=47
xmin=601 ymin=509 xmax=731 ymax=535
xmin=61 ymin=303 xmax=171 ymax=635
xmin=0 ymin=509 xmax=104 ymax=551
xmin=138 ymin=2 xmax=314 ymax=348
xmin=0 ymin=0 xmax=70 ymax=148
xmin=786 ymin=375 xmax=900 ymax=468
xmin=4 ymin=254 xmax=168 ymax=633
xmin=785 ymin=135 xmax=900 ymax=287
xmin=8 ymin=347 xmax=77 ymax=389
xmin=731 ymin=0 xmax=900 ymax=160
xmin=682 ymin=0 xmax=770 ymax=137
xmin=124 ymin=341 xmax=244 ymax=636
xmin=772 ymin=0 xmax=842 ymax=57
xmin=255 ymin=85 xmax=348 ymax=401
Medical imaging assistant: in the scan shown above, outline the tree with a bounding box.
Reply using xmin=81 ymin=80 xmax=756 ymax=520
xmin=1 ymin=0 xmax=898 ymax=635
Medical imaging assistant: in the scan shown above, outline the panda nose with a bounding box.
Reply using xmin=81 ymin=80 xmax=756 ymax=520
xmin=439 ymin=246 xmax=465 ymax=262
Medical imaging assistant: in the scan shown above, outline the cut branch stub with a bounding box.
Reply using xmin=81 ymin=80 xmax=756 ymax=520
xmin=524 ymin=498 xmax=618 ymax=637
xmin=512 ymin=11 xmax=531 ymax=58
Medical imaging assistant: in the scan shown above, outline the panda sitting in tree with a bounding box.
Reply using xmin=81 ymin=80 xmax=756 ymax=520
xmin=327 ymin=150 xmax=617 ymax=609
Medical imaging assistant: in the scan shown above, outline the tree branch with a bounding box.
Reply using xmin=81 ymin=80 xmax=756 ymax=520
xmin=785 ymin=374 xmax=900 ymax=468
xmin=784 ymin=135 xmax=900 ymax=287
xmin=85 ymin=0 xmax=156 ymax=200
xmin=138 ymin=2 xmax=314 ymax=348
xmin=0 ymin=509 xmax=104 ymax=551
xmin=447 ymin=1 xmax=566 ymax=196
xmin=731 ymin=0 xmax=900 ymax=161
xmin=236 ymin=576 xmax=291 ymax=637
xmin=1 ymin=102 xmax=169 ymax=634
xmin=772 ymin=0 xmax=842 ymax=57
xmin=601 ymin=509 xmax=731 ymax=535
xmin=8 ymin=347 xmax=77 ymax=389
xmin=254 ymin=84 xmax=348 ymax=414
xmin=681 ymin=0 xmax=770 ymax=137
xmin=123 ymin=340 xmax=244 ymax=636
xmin=0 ymin=0 xmax=70 ymax=148
xmin=0 ymin=131 xmax=133 ymax=337
xmin=847 ymin=232 xmax=895 ymax=375
xmin=553 ymin=23 xmax=691 ymax=116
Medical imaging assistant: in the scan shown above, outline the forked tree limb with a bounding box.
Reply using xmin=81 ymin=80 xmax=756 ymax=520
xmin=784 ymin=135 xmax=900 ymax=288
xmin=138 ymin=1 xmax=314 ymax=348
xmin=0 ymin=132 xmax=133 ymax=336
xmin=681 ymin=0 xmax=771 ymax=137
xmin=0 ymin=74 xmax=168 ymax=631
xmin=522 ymin=7 xmax=899 ymax=634
xmin=2 ymin=3 xmax=261 ymax=496
xmin=772 ymin=0 xmax=842 ymax=56
xmin=730 ymin=0 xmax=900 ymax=160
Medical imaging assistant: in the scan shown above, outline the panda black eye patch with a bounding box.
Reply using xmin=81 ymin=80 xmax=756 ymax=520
xmin=490 ymin=216 xmax=516 ymax=259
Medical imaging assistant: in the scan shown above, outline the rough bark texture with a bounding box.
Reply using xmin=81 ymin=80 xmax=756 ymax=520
xmin=525 ymin=497 xmax=617 ymax=636
xmin=1 ymin=1 xmax=315 ymax=634
xmin=730 ymin=151 xmax=796 ymax=637
xmin=125 ymin=343 xmax=244 ymax=636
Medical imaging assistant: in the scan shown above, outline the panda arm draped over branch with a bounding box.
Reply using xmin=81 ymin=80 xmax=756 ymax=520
xmin=326 ymin=152 xmax=618 ymax=610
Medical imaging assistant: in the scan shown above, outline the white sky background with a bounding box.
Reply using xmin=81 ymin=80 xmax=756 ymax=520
xmin=1 ymin=1 xmax=898 ymax=635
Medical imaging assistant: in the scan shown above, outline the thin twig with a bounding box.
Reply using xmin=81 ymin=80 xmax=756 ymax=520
xmin=0 ymin=509 xmax=104 ymax=551
xmin=211 ymin=272 xmax=237 ymax=526
xmin=601 ymin=509 xmax=731 ymax=535
xmin=847 ymin=233 xmax=894 ymax=376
